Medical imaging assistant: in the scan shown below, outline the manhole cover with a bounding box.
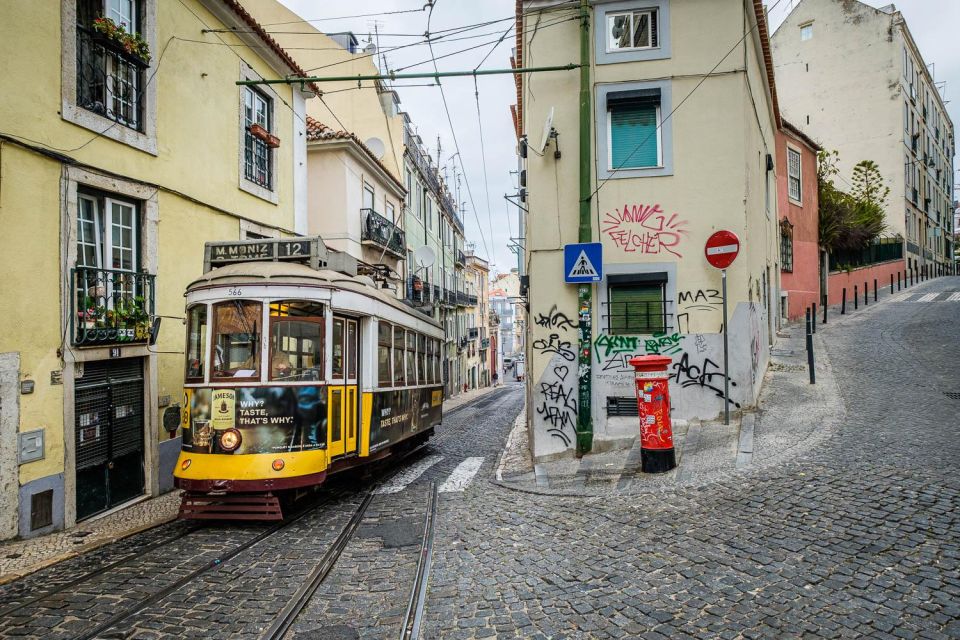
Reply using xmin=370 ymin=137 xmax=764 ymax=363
xmin=296 ymin=626 xmax=359 ymax=640
xmin=945 ymin=392 xmax=960 ymax=400
xmin=358 ymin=518 xmax=422 ymax=548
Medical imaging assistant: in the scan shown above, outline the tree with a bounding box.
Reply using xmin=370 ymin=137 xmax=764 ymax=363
xmin=817 ymin=151 xmax=889 ymax=253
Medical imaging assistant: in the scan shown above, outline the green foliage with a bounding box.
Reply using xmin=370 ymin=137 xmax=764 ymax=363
xmin=817 ymin=151 xmax=888 ymax=252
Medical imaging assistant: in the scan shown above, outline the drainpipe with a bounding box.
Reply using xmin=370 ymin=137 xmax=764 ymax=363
xmin=575 ymin=0 xmax=593 ymax=456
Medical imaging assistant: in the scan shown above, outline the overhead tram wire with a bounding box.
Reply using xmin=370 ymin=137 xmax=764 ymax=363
xmin=424 ymin=1 xmax=491 ymax=261
xmin=256 ymin=6 xmax=427 ymax=27
xmin=588 ymin=0 xmax=787 ymax=201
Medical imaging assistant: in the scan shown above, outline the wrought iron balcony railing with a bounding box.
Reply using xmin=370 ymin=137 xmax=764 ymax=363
xmin=480 ymin=338 xmax=490 ymax=349
xmin=468 ymin=328 xmax=479 ymax=340
xmin=76 ymin=25 xmax=146 ymax=132
xmin=467 ymin=294 xmax=478 ymax=306
xmin=361 ymin=208 xmax=406 ymax=259
xmin=455 ymin=250 xmax=465 ymax=266
xmin=456 ymin=291 xmax=469 ymax=306
xmin=72 ymin=266 xmax=156 ymax=346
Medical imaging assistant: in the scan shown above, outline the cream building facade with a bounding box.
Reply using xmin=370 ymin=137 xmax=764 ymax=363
xmin=771 ymin=0 xmax=955 ymax=275
xmin=518 ymin=0 xmax=781 ymax=460
xmin=465 ymin=251 xmax=491 ymax=389
xmin=0 ymin=0 xmax=310 ymax=538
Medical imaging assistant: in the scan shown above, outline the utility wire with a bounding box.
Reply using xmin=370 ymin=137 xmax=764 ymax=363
xmin=257 ymin=6 xmax=426 ymax=27
xmin=588 ymin=0 xmax=786 ymax=201
xmin=424 ymin=1 xmax=491 ymax=262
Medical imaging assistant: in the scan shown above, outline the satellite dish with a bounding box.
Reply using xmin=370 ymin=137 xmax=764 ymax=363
xmin=364 ymin=137 xmax=386 ymax=159
xmin=363 ymin=41 xmax=377 ymax=55
xmin=414 ymin=245 xmax=436 ymax=269
xmin=537 ymin=107 xmax=555 ymax=154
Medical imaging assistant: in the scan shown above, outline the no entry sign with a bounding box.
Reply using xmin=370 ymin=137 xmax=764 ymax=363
xmin=704 ymin=230 xmax=740 ymax=270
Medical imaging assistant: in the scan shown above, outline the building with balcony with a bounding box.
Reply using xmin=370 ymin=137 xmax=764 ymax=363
xmin=517 ymin=0 xmax=781 ymax=460
xmin=0 ymin=0 xmax=311 ymax=538
xmin=771 ymin=0 xmax=956 ymax=276
xmin=465 ymin=250 xmax=490 ymax=389
xmin=304 ymin=117 xmax=406 ymax=292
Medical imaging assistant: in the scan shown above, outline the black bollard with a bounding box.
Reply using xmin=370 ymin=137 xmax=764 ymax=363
xmin=864 ymin=282 xmax=868 ymax=306
xmin=812 ymin=303 xmax=817 ymax=333
xmin=822 ymin=296 xmax=827 ymax=324
xmin=805 ymin=308 xmax=816 ymax=385
xmin=890 ymin=273 xmax=894 ymax=294
xmin=897 ymin=272 xmax=901 ymax=291
xmin=874 ymin=278 xmax=878 ymax=302
xmin=854 ymin=285 xmax=859 ymax=310
xmin=841 ymin=288 xmax=847 ymax=314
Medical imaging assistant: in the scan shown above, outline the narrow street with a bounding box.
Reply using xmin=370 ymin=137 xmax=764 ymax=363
xmin=0 ymin=279 xmax=957 ymax=638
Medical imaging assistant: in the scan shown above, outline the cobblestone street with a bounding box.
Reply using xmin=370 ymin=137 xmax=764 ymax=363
xmin=1 ymin=279 xmax=958 ymax=639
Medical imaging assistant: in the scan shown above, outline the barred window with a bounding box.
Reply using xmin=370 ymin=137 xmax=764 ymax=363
xmin=781 ymin=219 xmax=794 ymax=273
xmin=606 ymin=273 xmax=668 ymax=335
xmin=243 ymin=87 xmax=273 ymax=190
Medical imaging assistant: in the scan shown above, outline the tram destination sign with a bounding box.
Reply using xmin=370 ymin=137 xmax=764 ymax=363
xmin=204 ymin=237 xmax=326 ymax=272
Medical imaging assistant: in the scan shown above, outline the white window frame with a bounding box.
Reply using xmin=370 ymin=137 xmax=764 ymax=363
xmin=596 ymin=80 xmax=673 ymax=179
xmin=800 ymin=23 xmax=813 ymax=41
xmin=362 ymin=182 xmax=375 ymax=211
xmin=606 ymin=103 xmax=663 ymax=172
xmin=238 ymin=61 xmax=280 ymax=204
xmin=787 ymin=146 xmax=802 ymax=204
xmin=77 ymin=193 xmax=139 ymax=273
xmin=606 ymin=9 xmax=659 ymax=53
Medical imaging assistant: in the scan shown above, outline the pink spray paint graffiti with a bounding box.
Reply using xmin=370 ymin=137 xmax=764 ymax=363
xmin=601 ymin=203 xmax=689 ymax=256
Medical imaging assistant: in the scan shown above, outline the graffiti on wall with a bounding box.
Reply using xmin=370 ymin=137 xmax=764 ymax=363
xmin=533 ymin=333 xmax=575 ymax=362
xmin=670 ymin=352 xmax=741 ymax=408
xmin=534 ymin=364 xmax=578 ymax=446
xmin=676 ymin=288 xmax=723 ymax=334
xmin=749 ymin=302 xmax=762 ymax=386
xmin=534 ymin=305 xmax=576 ymax=332
xmin=593 ymin=332 xmax=685 ymax=374
xmin=601 ymin=203 xmax=688 ymax=256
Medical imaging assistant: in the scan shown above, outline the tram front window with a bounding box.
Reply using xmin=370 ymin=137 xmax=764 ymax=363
xmin=212 ymin=301 xmax=261 ymax=380
xmin=185 ymin=304 xmax=207 ymax=381
xmin=269 ymin=300 xmax=324 ymax=381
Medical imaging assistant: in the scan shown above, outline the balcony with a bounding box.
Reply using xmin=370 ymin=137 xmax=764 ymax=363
xmin=468 ymin=294 xmax=478 ymax=306
xmin=76 ymin=25 xmax=146 ymax=132
xmin=455 ymin=250 xmax=465 ymax=267
xmin=72 ymin=266 xmax=155 ymax=346
xmin=480 ymin=338 xmax=490 ymax=350
xmin=361 ymin=208 xmax=406 ymax=259
xmin=456 ymin=291 xmax=469 ymax=306
xmin=468 ymin=328 xmax=479 ymax=340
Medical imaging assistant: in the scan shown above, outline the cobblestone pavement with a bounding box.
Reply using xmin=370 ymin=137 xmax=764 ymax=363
xmin=1 ymin=278 xmax=957 ymax=638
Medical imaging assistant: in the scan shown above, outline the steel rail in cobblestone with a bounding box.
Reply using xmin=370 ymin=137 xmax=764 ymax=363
xmin=0 ymin=522 xmax=206 ymax=619
xmin=71 ymin=491 xmax=346 ymax=640
xmin=400 ymin=481 xmax=439 ymax=640
xmin=259 ymin=491 xmax=376 ymax=640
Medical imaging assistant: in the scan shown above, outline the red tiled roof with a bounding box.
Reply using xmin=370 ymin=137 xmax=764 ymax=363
xmin=305 ymin=117 xmax=404 ymax=192
xmin=220 ymin=0 xmax=320 ymax=95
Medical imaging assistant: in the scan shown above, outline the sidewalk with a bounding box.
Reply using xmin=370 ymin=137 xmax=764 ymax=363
xmin=442 ymin=382 xmax=501 ymax=412
xmin=495 ymin=313 xmax=845 ymax=496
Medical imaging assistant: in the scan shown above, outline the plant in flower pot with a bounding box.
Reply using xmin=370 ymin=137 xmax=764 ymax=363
xmin=128 ymin=296 xmax=152 ymax=340
xmin=90 ymin=16 xmax=151 ymax=66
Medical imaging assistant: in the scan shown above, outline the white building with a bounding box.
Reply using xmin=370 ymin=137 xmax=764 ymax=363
xmin=771 ymin=0 xmax=956 ymax=275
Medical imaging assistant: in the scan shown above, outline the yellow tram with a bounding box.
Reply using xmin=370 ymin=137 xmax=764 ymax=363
xmin=174 ymin=238 xmax=444 ymax=518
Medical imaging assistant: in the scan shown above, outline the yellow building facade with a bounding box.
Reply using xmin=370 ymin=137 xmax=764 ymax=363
xmin=0 ymin=0 xmax=311 ymax=538
xmin=519 ymin=0 xmax=781 ymax=460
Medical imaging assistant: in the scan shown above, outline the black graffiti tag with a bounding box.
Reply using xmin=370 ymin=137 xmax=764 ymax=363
xmin=534 ymin=304 xmax=577 ymax=332
xmin=536 ymin=378 xmax=578 ymax=445
xmin=670 ymin=352 xmax=742 ymax=408
xmin=533 ymin=333 xmax=575 ymax=362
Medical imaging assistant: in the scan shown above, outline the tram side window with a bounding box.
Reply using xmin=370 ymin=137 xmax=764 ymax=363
xmin=417 ymin=334 xmax=427 ymax=386
xmin=433 ymin=338 xmax=441 ymax=384
xmin=185 ymin=304 xmax=207 ymax=381
xmin=393 ymin=326 xmax=406 ymax=386
xmin=269 ymin=300 xmax=324 ymax=381
xmin=331 ymin=318 xmax=345 ymax=379
xmin=212 ymin=301 xmax=261 ymax=379
xmin=378 ymin=322 xmax=392 ymax=387
xmin=406 ymin=331 xmax=417 ymax=386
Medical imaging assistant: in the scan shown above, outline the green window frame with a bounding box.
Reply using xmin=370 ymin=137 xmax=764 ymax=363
xmin=606 ymin=275 xmax=667 ymax=335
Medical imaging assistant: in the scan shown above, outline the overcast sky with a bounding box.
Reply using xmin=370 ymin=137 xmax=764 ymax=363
xmin=276 ymin=1 xmax=958 ymax=273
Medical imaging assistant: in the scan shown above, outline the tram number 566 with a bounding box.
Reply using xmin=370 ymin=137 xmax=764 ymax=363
xmin=227 ymin=287 xmax=243 ymax=297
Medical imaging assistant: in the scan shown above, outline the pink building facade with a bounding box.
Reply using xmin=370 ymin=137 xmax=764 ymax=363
xmin=776 ymin=121 xmax=821 ymax=321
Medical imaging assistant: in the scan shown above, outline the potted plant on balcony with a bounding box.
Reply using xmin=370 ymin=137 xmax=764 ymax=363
xmin=90 ymin=16 xmax=151 ymax=67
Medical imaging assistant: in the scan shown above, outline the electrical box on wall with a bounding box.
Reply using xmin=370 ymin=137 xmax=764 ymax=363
xmin=19 ymin=429 xmax=45 ymax=464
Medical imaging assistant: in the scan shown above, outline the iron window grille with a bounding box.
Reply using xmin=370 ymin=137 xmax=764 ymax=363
xmin=605 ymin=274 xmax=671 ymax=335
xmin=75 ymin=24 xmax=146 ymax=131
xmin=780 ymin=219 xmax=794 ymax=273
xmin=243 ymin=86 xmax=273 ymax=190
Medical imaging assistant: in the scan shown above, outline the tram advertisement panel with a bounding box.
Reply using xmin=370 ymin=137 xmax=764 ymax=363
xmin=183 ymin=386 xmax=327 ymax=455
xmin=368 ymin=386 xmax=443 ymax=454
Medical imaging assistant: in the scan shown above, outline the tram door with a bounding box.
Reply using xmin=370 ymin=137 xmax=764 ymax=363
xmin=328 ymin=316 xmax=359 ymax=458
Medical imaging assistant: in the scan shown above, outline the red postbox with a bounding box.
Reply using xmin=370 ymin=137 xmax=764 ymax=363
xmin=628 ymin=355 xmax=677 ymax=473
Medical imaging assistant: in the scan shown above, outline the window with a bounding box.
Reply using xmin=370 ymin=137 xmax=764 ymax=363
xmin=417 ymin=334 xmax=427 ymax=385
xmin=606 ymin=274 xmax=667 ymax=335
xmin=780 ymin=219 xmax=794 ymax=273
xmin=378 ymin=322 xmax=392 ymax=386
xmin=386 ymin=201 xmax=395 ymax=222
xmin=269 ymin=301 xmax=324 ymax=381
xmin=243 ymin=86 xmax=273 ymax=190
xmin=185 ymin=305 xmax=207 ymax=381
xmin=426 ymin=196 xmax=433 ymax=231
xmin=75 ymin=0 xmax=146 ymax=131
xmin=212 ymin=301 xmax=261 ymax=380
xmin=406 ymin=331 xmax=417 ymax=385
xmin=433 ymin=338 xmax=442 ymax=384
xmin=787 ymin=147 xmax=802 ymax=202
xmin=393 ymin=327 xmax=406 ymax=386
xmin=800 ymin=23 xmax=813 ymax=41
xmin=331 ymin=318 xmax=344 ymax=379
xmin=77 ymin=192 xmax=139 ymax=300
xmin=363 ymin=182 xmax=375 ymax=211
xmin=608 ymin=90 xmax=661 ymax=170
xmin=607 ymin=9 xmax=658 ymax=51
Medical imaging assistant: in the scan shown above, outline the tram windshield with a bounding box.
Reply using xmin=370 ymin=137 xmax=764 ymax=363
xmin=185 ymin=305 xmax=207 ymax=381
xmin=212 ymin=301 xmax=261 ymax=380
xmin=269 ymin=300 xmax=325 ymax=381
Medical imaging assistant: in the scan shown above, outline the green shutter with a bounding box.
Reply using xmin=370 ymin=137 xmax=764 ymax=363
xmin=609 ymin=284 xmax=664 ymax=334
xmin=610 ymin=103 xmax=658 ymax=169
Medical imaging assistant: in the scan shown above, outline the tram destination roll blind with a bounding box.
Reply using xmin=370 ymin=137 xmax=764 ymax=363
xmin=204 ymin=237 xmax=325 ymax=272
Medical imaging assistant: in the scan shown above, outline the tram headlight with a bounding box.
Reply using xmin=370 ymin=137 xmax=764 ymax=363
xmin=181 ymin=459 xmax=192 ymax=471
xmin=271 ymin=459 xmax=285 ymax=471
xmin=219 ymin=428 xmax=242 ymax=452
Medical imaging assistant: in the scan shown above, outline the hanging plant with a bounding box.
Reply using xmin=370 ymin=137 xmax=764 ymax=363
xmin=91 ymin=16 xmax=151 ymax=64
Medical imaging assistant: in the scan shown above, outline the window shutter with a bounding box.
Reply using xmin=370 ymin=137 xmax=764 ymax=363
xmin=650 ymin=11 xmax=659 ymax=47
xmin=610 ymin=102 xmax=658 ymax=169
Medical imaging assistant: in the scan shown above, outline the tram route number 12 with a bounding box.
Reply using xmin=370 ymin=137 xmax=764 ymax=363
xmin=227 ymin=287 xmax=243 ymax=297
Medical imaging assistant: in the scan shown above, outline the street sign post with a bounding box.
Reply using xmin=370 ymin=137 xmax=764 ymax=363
xmin=564 ymin=242 xmax=603 ymax=284
xmin=704 ymin=231 xmax=741 ymax=425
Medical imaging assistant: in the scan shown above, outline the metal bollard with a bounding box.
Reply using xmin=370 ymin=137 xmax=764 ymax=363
xmin=812 ymin=303 xmax=817 ymax=333
xmin=822 ymin=296 xmax=827 ymax=324
xmin=854 ymin=285 xmax=859 ymax=310
xmin=864 ymin=281 xmax=868 ymax=306
xmin=841 ymin=288 xmax=847 ymax=314
xmin=897 ymin=272 xmax=901 ymax=291
xmin=874 ymin=278 xmax=877 ymax=302
xmin=805 ymin=308 xmax=816 ymax=385
xmin=890 ymin=273 xmax=894 ymax=294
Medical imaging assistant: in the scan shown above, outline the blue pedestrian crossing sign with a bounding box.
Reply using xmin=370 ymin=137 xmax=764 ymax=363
xmin=564 ymin=242 xmax=603 ymax=283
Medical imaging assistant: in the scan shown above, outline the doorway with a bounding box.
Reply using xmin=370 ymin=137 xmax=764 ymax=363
xmin=328 ymin=316 xmax=359 ymax=458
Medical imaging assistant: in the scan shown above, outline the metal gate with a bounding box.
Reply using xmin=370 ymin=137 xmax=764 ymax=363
xmin=74 ymin=358 xmax=145 ymax=521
